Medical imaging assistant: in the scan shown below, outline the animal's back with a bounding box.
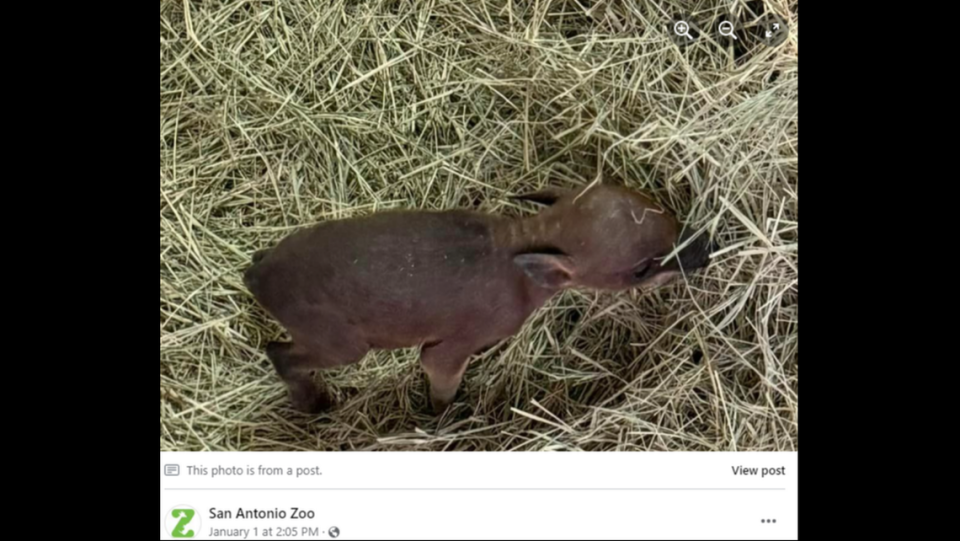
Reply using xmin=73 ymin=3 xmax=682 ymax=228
xmin=245 ymin=210 xmax=525 ymax=348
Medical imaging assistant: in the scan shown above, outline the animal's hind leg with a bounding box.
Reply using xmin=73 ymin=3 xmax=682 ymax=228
xmin=266 ymin=343 xmax=329 ymax=414
xmin=267 ymin=340 xmax=368 ymax=414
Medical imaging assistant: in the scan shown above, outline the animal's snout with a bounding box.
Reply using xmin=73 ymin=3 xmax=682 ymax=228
xmin=677 ymin=229 xmax=716 ymax=272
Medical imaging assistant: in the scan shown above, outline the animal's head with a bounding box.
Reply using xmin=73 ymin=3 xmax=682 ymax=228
xmin=512 ymin=184 xmax=716 ymax=292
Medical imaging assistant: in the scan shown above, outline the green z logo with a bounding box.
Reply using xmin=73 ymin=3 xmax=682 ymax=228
xmin=171 ymin=509 xmax=196 ymax=539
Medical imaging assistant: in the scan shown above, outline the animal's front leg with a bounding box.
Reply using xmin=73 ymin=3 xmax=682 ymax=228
xmin=420 ymin=341 xmax=481 ymax=415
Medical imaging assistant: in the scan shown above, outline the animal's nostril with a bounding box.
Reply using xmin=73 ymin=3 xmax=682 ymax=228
xmin=678 ymin=227 xmax=698 ymax=245
xmin=678 ymin=236 xmax=714 ymax=271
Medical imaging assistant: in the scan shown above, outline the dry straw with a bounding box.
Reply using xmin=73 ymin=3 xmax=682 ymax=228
xmin=160 ymin=0 xmax=798 ymax=452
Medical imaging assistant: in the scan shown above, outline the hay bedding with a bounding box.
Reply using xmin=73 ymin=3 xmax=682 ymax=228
xmin=160 ymin=0 xmax=798 ymax=452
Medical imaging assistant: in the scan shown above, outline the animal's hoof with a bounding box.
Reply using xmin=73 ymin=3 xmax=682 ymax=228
xmin=293 ymin=395 xmax=333 ymax=415
xmin=290 ymin=388 xmax=334 ymax=415
xmin=430 ymin=396 xmax=455 ymax=416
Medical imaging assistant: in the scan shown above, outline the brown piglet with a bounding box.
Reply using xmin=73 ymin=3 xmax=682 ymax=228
xmin=244 ymin=185 xmax=715 ymax=414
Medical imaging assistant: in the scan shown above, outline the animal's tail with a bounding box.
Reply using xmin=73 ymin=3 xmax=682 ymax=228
xmin=252 ymin=249 xmax=272 ymax=265
xmin=243 ymin=249 xmax=272 ymax=295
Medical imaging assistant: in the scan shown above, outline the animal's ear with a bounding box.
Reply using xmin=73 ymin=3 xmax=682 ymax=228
xmin=514 ymin=253 xmax=576 ymax=289
xmin=510 ymin=188 xmax=571 ymax=207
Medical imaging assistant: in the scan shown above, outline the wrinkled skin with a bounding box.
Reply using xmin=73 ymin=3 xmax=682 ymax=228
xmin=244 ymin=185 xmax=715 ymax=414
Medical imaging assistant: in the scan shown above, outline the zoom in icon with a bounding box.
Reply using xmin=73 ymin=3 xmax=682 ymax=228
xmin=669 ymin=15 xmax=700 ymax=47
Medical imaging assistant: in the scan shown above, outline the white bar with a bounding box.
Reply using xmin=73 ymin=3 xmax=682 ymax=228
xmin=160 ymin=453 xmax=798 ymax=540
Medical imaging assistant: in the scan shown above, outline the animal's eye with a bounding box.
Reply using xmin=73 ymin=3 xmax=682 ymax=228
xmin=634 ymin=262 xmax=653 ymax=280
